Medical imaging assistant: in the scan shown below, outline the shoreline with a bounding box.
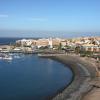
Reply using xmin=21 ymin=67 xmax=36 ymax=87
xmin=0 ymin=51 xmax=99 ymax=99
xmin=41 ymin=54 xmax=98 ymax=100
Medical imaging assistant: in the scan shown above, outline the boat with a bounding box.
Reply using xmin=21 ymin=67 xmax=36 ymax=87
xmin=2 ymin=56 xmax=13 ymax=60
xmin=0 ymin=57 xmax=2 ymax=59
xmin=0 ymin=53 xmax=13 ymax=60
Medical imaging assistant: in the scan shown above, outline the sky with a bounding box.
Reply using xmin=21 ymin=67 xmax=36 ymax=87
xmin=0 ymin=0 xmax=100 ymax=37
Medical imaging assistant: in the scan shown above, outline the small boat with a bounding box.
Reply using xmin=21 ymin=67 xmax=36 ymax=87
xmin=0 ymin=57 xmax=2 ymax=59
xmin=2 ymin=56 xmax=13 ymax=60
xmin=0 ymin=53 xmax=13 ymax=61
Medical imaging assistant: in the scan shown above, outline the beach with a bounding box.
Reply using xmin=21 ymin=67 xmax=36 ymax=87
xmin=42 ymin=54 xmax=100 ymax=100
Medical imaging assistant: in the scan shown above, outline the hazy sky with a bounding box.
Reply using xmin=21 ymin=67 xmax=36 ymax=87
xmin=0 ymin=0 xmax=100 ymax=37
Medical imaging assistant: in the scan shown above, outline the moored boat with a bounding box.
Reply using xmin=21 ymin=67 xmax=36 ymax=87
xmin=2 ymin=56 xmax=13 ymax=60
xmin=0 ymin=53 xmax=13 ymax=60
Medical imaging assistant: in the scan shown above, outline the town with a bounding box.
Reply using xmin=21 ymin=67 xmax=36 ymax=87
xmin=0 ymin=36 xmax=100 ymax=61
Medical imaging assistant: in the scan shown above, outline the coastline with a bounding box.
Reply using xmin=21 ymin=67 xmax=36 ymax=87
xmin=0 ymin=45 xmax=100 ymax=100
xmin=41 ymin=54 xmax=98 ymax=100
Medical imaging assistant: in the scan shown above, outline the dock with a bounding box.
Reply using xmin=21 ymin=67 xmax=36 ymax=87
xmin=38 ymin=53 xmax=67 ymax=57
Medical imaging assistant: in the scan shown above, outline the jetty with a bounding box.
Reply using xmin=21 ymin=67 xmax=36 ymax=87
xmin=38 ymin=53 xmax=67 ymax=57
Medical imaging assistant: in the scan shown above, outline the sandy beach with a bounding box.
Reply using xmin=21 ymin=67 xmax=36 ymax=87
xmin=83 ymin=86 xmax=100 ymax=100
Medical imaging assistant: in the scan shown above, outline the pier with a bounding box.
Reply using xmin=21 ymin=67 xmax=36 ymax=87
xmin=38 ymin=53 xmax=67 ymax=57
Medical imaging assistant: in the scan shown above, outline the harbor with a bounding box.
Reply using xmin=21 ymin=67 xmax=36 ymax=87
xmin=1 ymin=0 xmax=100 ymax=99
xmin=0 ymin=37 xmax=99 ymax=100
xmin=0 ymin=53 xmax=73 ymax=100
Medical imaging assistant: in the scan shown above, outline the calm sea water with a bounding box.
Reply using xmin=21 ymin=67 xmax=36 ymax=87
xmin=0 ymin=54 xmax=73 ymax=100
xmin=0 ymin=37 xmax=20 ymax=45
xmin=0 ymin=37 xmax=38 ymax=45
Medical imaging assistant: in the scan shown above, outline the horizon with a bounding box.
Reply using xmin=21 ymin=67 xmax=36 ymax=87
xmin=0 ymin=30 xmax=100 ymax=38
xmin=0 ymin=0 xmax=100 ymax=37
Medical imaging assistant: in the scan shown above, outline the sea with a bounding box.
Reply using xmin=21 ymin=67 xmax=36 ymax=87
xmin=0 ymin=37 xmax=20 ymax=45
xmin=0 ymin=37 xmax=39 ymax=45
xmin=0 ymin=38 xmax=73 ymax=100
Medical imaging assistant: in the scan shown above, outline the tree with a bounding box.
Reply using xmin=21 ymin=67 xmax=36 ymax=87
xmin=75 ymin=46 xmax=80 ymax=54
xmin=58 ymin=43 xmax=62 ymax=50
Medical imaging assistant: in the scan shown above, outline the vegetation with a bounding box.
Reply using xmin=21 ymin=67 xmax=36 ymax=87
xmin=39 ymin=46 xmax=49 ymax=50
xmin=75 ymin=46 xmax=81 ymax=54
xmin=80 ymin=51 xmax=93 ymax=57
xmin=58 ymin=43 xmax=62 ymax=50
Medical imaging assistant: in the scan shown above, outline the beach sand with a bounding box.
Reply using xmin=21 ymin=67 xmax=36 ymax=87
xmin=83 ymin=88 xmax=100 ymax=100
xmin=39 ymin=54 xmax=100 ymax=100
xmin=82 ymin=77 xmax=100 ymax=100
xmin=47 ymin=54 xmax=99 ymax=100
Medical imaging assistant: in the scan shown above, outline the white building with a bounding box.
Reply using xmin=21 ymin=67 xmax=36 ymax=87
xmin=16 ymin=39 xmax=33 ymax=47
xmin=48 ymin=38 xmax=53 ymax=49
